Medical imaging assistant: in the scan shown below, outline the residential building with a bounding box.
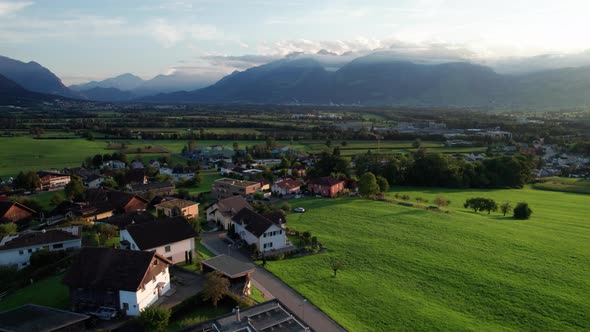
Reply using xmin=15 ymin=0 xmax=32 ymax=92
xmin=101 ymin=160 xmax=126 ymax=170
xmin=120 ymin=217 xmax=198 ymax=263
xmin=125 ymin=169 xmax=148 ymax=185
xmin=231 ymin=208 xmax=288 ymax=253
xmin=0 ymin=201 xmax=35 ymax=226
xmin=206 ymin=196 xmax=253 ymax=230
xmin=131 ymin=161 xmax=144 ymax=169
xmin=155 ymin=198 xmax=199 ymax=219
xmin=0 ymin=226 xmax=82 ymax=269
xmin=271 ymin=179 xmax=302 ymax=196
xmin=37 ymin=171 xmax=71 ymax=191
xmin=181 ymin=299 xmax=310 ymax=332
xmin=0 ymin=304 xmax=90 ymax=332
xmin=159 ymin=166 xmax=198 ymax=181
xmin=63 ymin=247 xmax=171 ymax=316
xmin=127 ymin=181 xmax=175 ymax=196
xmin=102 ymin=211 xmax=157 ymax=229
xmin=212 ymin=178 xmax=261 ymax=200
xmin=308 ymin=177 xmax=346 ymax=198
xmin=201 ymin=255 xmax=256 ymax=296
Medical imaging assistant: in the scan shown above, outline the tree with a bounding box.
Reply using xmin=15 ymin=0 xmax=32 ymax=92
xmin=101 ymin=178 xmax=117 ymax=188
xmin=464 ymin=198 xmax=498 ymax=214
xmin=375 ymin=176 xmax=389 ymax=193
xmin=201 ymin=271 xmax=230 ymax=307
xmin=0 ymin=223 xmax=17 ymax=237
xmin=358 ymin=172 xmax=380 ymax=197
xmin=94 ymin=223 xmax=117 ymax=243
xmin=513 ymin=202 xmax=532 ymax=220
xmin=64 ymin=177 xmax=84 ymax=199
xmin=328 ymin=256 xmax=344 ymax=277
xmin=280 ymin=202 xmax=291 ymax=213
xmin=138 ymin=306 xmax=171 ymax=332
xmin=500 ymin=202 xmax=513 ymax=216
xmin=412 ymin=138 xmax=421 ymax=148
xmin=50 ymin=192 xmax=64 ymax=206
xmin=433 ymin=195 xmax=450 ymax=207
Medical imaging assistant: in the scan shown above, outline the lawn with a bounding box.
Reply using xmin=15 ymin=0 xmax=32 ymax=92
xmin=533 ymin=177 xmax=590 ymax=195
xmin=0 ymin=274 xmax=69 ymax=311
xmin=265 ymin=188 xmax=590 ymax=331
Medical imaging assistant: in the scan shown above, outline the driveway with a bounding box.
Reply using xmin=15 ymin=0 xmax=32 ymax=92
xmin=154 ymin=266 xmax=205 ymax=308
xmin=201 ymin=231 xmax=346 ymax=332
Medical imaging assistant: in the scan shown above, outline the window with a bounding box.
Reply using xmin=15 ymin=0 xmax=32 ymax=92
xmin=122 ymin=303 xmax=129 ymax=310
xmin=279 ymin=230 xmax=283 ymax=234
xmin=53 ymin=243 xmax=63 ymax=249
xmin=19 ymin=250 xmax=24 ymax=255
xmin=165 ymin=245 xmax=171 ymax=252
xmin=28 ymin=248 xmax=33 ymax=253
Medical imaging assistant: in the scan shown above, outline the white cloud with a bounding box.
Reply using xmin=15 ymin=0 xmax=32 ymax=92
xmin=0 ymin=1 xmax=32 ymax=16
xmin=149 ymin=19 xmax=220 ymax=48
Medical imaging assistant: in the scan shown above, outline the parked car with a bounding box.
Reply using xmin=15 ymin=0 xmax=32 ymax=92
xmin=294 ymin=194 xmax=302 ymax=199
xmin=293 ymin=207 xmax=305 ymax=213
xmin=89 ymin=307 xmax=118 ymax=320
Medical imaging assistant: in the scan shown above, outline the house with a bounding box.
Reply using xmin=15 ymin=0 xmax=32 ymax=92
xmin=159 ymin=166 xmax=198 ymax=181
xmin=131 ymin=160 xmax=144 ymax=169
xmin=120 ymin=217 xmax=198 ymax=264
xmin=125 ymin=169 xmax=148 ymax=185
xmin=102 ymin=190 xmax=148 ymax=213
xmin=0 ymin=226 xmax=82 ymax=269
xmin=206 ymin=196 xmax=253 ymax=230
xmin=155 ymin=198 xmax=199 ymax=219
xmin=288 ymin=164 xmax=307 ymax=177
xmin=37 ymin=171 xmax=71 ymax=191
xmin=62 ymin=247 xmax=171 ymax=316
xmin=149 ymin=160 xmax=161 ymax=169
xmin=271 ymin=179 xmax=302 ymax=196
xmin=308 ymin=177 xmax=346 ymax=198
xmin=49 ymin=200 xmax=114 ymax=223
xmin=180 ymin=299 xmax=310 ymax=332
xmin=231 ymin=208 xmax=288 ymax=253
xmin=0 ymin=304 xmax=90 ymax=332
xmin=83 ymin=174 xmax=105 ymax=189
xmin=102 ymin=211 xmax=157 ymax=229
xmin=101 ymin=160 xmax=126 ymax=170
xmin=127 ymin=181 xmax=175 ymax=196
xmin=211 ymin=178 xmax=261 ymax=200
xmin=201 ymin=255 xmax=256 ymax=296
xmin=0 ymin=201 xmax=35 ymax=226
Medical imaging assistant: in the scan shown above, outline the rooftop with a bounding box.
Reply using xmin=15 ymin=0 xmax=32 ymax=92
xmin=0 ymin=304 xmax=90 ymax=332
xmin=215 ymin=178 xmax=260 ymax=187
xmin=155 ymin=198 xmax=199 ymax=210
xmin=125 ymin=217 xmax=198 ymax=250
xmin=0 ymin=226 xmax=81 ymax=251
xmin=201 ymin=254 xmax=255 ymax=278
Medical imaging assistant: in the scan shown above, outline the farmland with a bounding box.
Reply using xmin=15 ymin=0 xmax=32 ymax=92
xmin=266 ymin=187 xmax=590 ymax=331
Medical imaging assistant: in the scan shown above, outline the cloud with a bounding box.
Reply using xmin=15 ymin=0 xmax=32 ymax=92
xmin=0 ymin=1 xmax=32 ymax=16
xmin=149 ymin=19 xmax=220 ymax=48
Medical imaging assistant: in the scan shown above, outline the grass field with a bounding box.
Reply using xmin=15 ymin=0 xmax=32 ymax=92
xmin=265 ymin=187 xmax=590 ymax=331
xmin=533 ymin=177 xmax=590 ymax=195
xmin=0 ymin=274 xmax=69 ymax=311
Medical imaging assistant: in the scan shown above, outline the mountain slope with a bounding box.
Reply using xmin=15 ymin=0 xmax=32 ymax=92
xmin=80 ymin=87 xmax=135 ymax=102
xmin=0 ymin=73 xmax=60 ymax=104
xmin=0 ymin=55 xmax=79 ymax=98
xmin=70 ymin=73 xmax=144 ymax=91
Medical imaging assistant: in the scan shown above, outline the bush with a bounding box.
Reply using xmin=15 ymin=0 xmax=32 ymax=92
xmin=138 ymin=306 xmax=171 ymax=332
xmin=513 ymin=202 xmax=532 ymax=220
xmin=433 ymin=195 xmax=451 ymax=207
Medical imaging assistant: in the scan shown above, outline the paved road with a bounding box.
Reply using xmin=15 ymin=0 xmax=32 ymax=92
xmin=201 ymin=231 xmax=346 ymax=332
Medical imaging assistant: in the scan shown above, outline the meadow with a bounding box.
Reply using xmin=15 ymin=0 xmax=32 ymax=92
xmin=266 ymin=187 xmax=590 ymax=331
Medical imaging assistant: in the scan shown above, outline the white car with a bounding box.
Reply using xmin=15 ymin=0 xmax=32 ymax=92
xmin=294 ymin=194 xmax=302 ymax=199
xmin=293 ymin=207 xmax=305 ymax=213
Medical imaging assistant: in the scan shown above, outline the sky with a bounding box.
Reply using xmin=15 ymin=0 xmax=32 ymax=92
xmin=1 ymin=0 xmax=590 ymax=85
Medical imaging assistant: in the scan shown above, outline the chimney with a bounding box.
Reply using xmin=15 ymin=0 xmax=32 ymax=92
xmin=235 ymin=306 xmax=240 ymax=322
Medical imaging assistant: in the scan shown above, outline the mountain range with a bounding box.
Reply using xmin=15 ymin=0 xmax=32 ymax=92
xmin=0 ymin=73 xmax=64 ymax=104
xmin=3 ymin=53 xmax=590 ymax=109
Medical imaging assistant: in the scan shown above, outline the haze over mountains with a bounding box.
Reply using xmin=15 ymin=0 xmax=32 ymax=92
xmin=2 ymin=52 xmax=590 ymax=109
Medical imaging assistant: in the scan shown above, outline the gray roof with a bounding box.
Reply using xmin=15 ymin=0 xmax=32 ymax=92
xmin=0 ymin=304 xmax=89 ymax=332
xmin=201 ymin=254 xmax=255 ymax=278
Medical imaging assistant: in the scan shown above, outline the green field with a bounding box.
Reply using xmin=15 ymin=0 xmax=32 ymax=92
xmin=533 ymin=177 xmax=590 ymax=195
xmin=266 ymin=187 xmax=590 ymax=331
xmin=0 ymin=274 xmax=69 ymax=311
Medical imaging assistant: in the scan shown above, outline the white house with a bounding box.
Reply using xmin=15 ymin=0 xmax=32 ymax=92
xmin=101 ymin=160 xmax=126 ymax=170
xmin=63 ymin=248 xmax=171 ymax=316
xmin=120 ymin=217 xmax=198 ymax=264
xmin=206 ymin=196 xmax=253 ymax=230
xmin=271 ymin=179 xmax=302 ymax=196
xmin=158 ymin=166 xmax=197 ymax=181
xmin=0 ymin=226 xmax=82 ymax=269
xmin=231 ymin=209 xmax=288 ymax=252
xmin=83 ymin=174 xmax=105 ymax=189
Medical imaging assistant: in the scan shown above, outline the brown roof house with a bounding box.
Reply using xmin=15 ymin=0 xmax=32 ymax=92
xmin=211 ymin=178 xmax=261 ymax=200
xmin=120 ymin=217 xmax=198 ymax=264
xmin=0 ymin=226 xmax=82 ymax=270
xmin=231 ymin=209 xmax=289 ymax=253
xmin=271 ymin=178 xmax=302 ymax=196
xmin=0 ymin=201 xmax=36 ymax=226
xmin=62 ymin=247 xmax=171 ymax=316
xmin=206 ymin=196 xmax=253 ymax=230
xmin=37 ymin=171 xmax=71 ymax=191
xmin=201 ymin=255 xmax=256 ymax=296
xmin=308 ymin=177 xmax=346 ymax=198
xmin=155 ymin=198 xmax=199 ymax=219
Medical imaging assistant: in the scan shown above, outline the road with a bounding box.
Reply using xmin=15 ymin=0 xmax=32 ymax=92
xmin=201 ymin=231 xmax=346 ymax=332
